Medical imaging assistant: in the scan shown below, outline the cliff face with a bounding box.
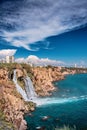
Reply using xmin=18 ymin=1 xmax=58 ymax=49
xmin=0 ymin=68 xmax=8 ymax=81
xmin=0 ymin=68 xmax=35 ymax=130
xmin=31 ymin=67 xmax=80 ymax=96
xmin=32 ymin=67 xmax=64 ymax=96
xmin=0 ymin=65 xmax=87 ymax=129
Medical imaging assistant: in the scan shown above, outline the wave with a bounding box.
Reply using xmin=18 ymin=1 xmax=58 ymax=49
xmin=32 ymin=95 xmax=87 ymax=106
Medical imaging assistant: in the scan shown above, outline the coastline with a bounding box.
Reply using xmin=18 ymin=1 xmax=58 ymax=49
xmin=32 ymin=66 xmax=65 ymax=96
xmin=0 ymin=64 xmax=87 ymax=129
xmin=19 ymin=69 xmax=87 ymax=130
xmin=25 ymin=73 xmax=87 ymax=130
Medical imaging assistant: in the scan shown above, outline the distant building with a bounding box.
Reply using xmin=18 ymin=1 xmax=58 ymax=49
xmin=80 ymin=65 xmax=83 ymax=68
xmin=6 ymin=56 xmax=15 ymax=63
xmin=75 ymin=64 xmax=77 ymax=68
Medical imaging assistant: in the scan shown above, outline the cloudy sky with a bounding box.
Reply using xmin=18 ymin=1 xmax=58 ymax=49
xmin=0 ymin=0 xmax=87 ymax=66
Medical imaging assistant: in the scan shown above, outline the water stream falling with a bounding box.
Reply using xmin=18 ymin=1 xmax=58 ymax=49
xmin=13 ymin=70 xmax=38 ymax=102
xmin=24 ymin=76 xmax=37 ymax=99
xmin=13 ymin=70 xmax=29 ymax=101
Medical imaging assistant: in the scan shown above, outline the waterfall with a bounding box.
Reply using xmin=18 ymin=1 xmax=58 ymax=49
xmin=13 ymin=70 xmax=87 ymax=106
xmin=13 ymin=70 xmax=29 ymax=101
xmin=13 ymin=69 xmax=38 ymax=102
xmin=24 ymin=76 xmax=37 ymax=100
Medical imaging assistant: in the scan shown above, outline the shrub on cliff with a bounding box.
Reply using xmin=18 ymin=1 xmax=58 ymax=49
xmin=0 ymin=110 xmax=14 ymax=130
xmin=0 ymin=63 xmax=18 ymax=70
xmin=21 ymin=63 xmax=33 ymax=79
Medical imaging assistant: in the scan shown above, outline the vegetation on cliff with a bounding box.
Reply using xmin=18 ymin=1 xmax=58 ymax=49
xmin=21 ymin=63 xmax=33 ymax=79
xmin=0 ymin=64 xmax=35 ymax=129
xmin=0 ymin=110 xmax=14 ymax=130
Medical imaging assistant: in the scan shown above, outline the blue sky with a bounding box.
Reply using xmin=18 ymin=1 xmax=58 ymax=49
xmin=0 ymin=0 xmax=87 ymax=66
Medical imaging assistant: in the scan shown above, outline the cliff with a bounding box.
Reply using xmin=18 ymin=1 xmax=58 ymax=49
xmin=31 ymin=66 xmax=85 ymax=96
xmin=0 ymin=68 xmax=35 ymax=130
xmin=31 ymin=67 xmax=64 ymax=96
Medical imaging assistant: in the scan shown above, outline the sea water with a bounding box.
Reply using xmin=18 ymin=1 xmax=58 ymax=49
xmin=25 ymin=74 xmax=87 ymax=130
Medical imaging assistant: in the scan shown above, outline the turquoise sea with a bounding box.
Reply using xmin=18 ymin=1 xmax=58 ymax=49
xmin=25 ymin=74 xmax=87 ymax=130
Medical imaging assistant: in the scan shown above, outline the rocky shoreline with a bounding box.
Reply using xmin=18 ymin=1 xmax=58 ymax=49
xmin=32 ymin=67 xmax=64 ymax=96
xmin=0 ymin=64 xmax=87 ymax=129
xmin=0 ymin=67 xmax=35 ymax=130
xmin=31 ymin=66 xmax=79 ymax=96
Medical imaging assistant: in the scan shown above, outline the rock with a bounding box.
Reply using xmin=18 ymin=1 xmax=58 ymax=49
xmin=41 ymin=116 xmax=51 ymax=121
xmin=19 ymin=119 xmax=27 ymax=130
xmin=0 ymin=69 xmax=8 ymax=81
xmin=16 ymin=69 xmax=24 ymax=78
xmin=30 ymin=107 xmax=35 ymax=112
xmin=36 ymin=126 xmax=46 ymax=130
xmin=32 ymin=67 xmax=64 ymax=96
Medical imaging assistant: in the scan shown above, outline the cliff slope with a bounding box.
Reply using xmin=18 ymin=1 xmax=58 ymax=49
xmin=32 ymin=67 xmax=64 ymax=96
xmin=0 ymin=67 xmax=35 ymax=130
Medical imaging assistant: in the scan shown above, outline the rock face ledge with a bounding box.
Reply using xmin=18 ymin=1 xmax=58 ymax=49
xmin=31 ymin=66 xmax=83 ymax=96
xmin=32 ymin=67 xmax=64 ymax=96
xmin=0 ymin=68 xmax=35 ymax=130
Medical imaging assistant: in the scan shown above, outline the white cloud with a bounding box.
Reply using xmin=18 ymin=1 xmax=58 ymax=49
xmin=0 ymin=0 xmax=87 ymax=50
xmin=15 ymin=58 xmax=26 ymax=63
xmin=16 ymin=55 xmax=64 ymax=66
xmin=0 ymin=49 xmax=17 ymax=59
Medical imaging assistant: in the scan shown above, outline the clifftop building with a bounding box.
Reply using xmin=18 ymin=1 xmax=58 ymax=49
xmin=6 ymin=56 xmax=15 ymax=63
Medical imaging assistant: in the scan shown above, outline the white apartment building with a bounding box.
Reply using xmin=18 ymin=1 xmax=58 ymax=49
xmin=6 ymin=56 xmax=15 ymax=63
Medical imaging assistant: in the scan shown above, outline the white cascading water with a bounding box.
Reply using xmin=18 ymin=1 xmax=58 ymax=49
xmin=35 ymin=95 xmax=87 ymax=106
xmin=24 ymin=76 xmax=37 ymax=99
xmin=13 ymin=70 xmax=29 ymax=101
xmin=13 ymin=70 xmax=87 ymax=106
